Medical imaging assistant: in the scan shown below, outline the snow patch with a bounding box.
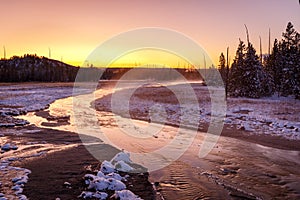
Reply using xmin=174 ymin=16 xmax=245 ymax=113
xmin=80 ymin=152 xmax=142 ymax=199
xmin=112 ymin=190 xmax=142 ymax=200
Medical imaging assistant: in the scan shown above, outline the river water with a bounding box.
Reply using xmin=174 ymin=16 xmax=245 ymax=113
xmin=19 ymin=82 xmax=300 ymax=200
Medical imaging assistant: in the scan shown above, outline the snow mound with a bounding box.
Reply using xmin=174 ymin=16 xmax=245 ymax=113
xmin=112 ymin=190 xmax=142 ymax=200
xmin=106 ymin=172 xmax=123 ymax=181
xmin=107 ymin=178 xmax=126 ymax=191
xmin=114 ymin=160 xmax=134 ymax=172
xmin=87 ymin=176 xmax=126 ymax=192
xmin=100 ymin=161 xmax=115 ymax=174
xmin=80 ymin=152 xmax=142 ymax=199
xmin=111 ymin=152 xmax=132 ymax=164
xmin=79 ymin=191 xmax=108 ymax=199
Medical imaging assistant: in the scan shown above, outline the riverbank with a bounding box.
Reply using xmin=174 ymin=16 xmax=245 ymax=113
xmin=94 ymin=82 xmax=300 ymax=150
xmin=0 ymin=82 xmax=155 ymax=199
xmin=1 ymin=81 xmax=300 ymax=199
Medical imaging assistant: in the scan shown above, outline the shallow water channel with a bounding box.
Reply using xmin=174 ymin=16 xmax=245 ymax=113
xmin=19 ymin=83 xmax=300 ymax=200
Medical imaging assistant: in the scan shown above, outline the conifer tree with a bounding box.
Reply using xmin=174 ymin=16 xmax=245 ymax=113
xmin=265 ymin=39 xmax=282 ymax=93
xmin=228 ymin=40 xmax=246 ymax=96
xmin=218 ymin=52 xmax=226 ymax=83
xmin=279 ymin=22 xmax=300 ymax=97
xmin=229 ymin=39 xmax=271 ymax=98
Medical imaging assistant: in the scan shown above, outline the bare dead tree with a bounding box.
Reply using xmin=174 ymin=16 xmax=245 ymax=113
xmin=225 ymin=47 xmax=229 ymax=99
xmin=3 ymin=46 xmax=6 ymax=59
xmin=268 ymin=28 xmax=271 ymax=56
xmin=203 ymin=53 xmax=206 ymax=79
xmin=48 ymin=47 xmax=51 ymax=58
xmin=259 ymin=36 xmax=263 ymax=63
xmin=244 ymin=24 xmax=250 ymax=46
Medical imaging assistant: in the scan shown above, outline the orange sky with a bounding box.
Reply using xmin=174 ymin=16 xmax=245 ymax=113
xmin=0 ymin=0 xmax=299 ymax=67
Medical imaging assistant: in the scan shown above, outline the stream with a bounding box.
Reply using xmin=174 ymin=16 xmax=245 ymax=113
xmin=18 ymin=82 xmax=300 ymax=200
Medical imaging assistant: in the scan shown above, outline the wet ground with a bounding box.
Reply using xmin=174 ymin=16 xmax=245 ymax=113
xmin=18 ymin=82 xmax=300 ymax=200
xmin=1 ymin=82 xmax=300 ymax=199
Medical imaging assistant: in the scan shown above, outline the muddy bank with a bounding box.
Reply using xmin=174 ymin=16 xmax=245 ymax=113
xmin=1 ymin=125 xmax=155 ymax=199
xmin=0 ymin=82 xmax=155 ymax=199
xmin=3 ymin=81 xmax=299 ymax=200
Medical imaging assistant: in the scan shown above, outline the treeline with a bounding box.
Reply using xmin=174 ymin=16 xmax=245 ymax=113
xmin=0 ymin=55 xmax=116 ymax=82
xmin=218 ymin=22 xmax=300 ymax=99
xmin=0 ymin=54 xmax=203 ymax=82
xmin=0 ymin=55 xmax=78 ymax=82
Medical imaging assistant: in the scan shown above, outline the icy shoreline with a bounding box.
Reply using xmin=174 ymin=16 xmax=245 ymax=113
xmin=1 ymin=81 xmax=300 ymax=199
xmin=0 ymin=83 xmax=82 ymax=199
xmin=0 ymin=82 xmax=154 ymax=200
xmin=94 ymin=83 xmax=300 ymax=141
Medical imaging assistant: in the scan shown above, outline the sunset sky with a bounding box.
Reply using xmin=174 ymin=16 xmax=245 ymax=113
xmin=0 ymin=0 xmax=299 ymax=67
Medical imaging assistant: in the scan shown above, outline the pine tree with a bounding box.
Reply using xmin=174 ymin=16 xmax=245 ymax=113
xmin=218 ymin=52 xmax=226 ymax=83
xmin=243 ymin=43 xmax=272 ymax=97
xmin=265 ymin=39 xmax=282 ymax=93
xmin=229 ymin=40 xmax=271 ymax=98
xmin=228 ymin=39 xmax=246 ymax=96
xmin=280 ymin=22 xmax=300 ymax=97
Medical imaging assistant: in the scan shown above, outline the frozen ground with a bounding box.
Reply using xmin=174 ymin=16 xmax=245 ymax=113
xmin=0 ymin=82 xmax=154 ymax=200
xmin=94 ymin=82 xmax=300 ymax=140
xmin=1 ymin=81 xmax=300 ymax=199
xmin=0 ymin=83 xmax=91 ymax=127
xmin=0 ymin=83 xmax=84 ymax=200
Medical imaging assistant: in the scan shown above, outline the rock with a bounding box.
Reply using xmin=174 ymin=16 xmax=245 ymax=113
xmin=12 ymin=177 xmax=23 ymax=183
xmin=220 ymin=168 xmax=237 ymax=175
xmin=18 ymin=195 xmax=27 ymax=200
xmin=1 ymin=143 xmax=11 ymax=151
xmin=0 ymin=123 xmax=15 ymax=127
xmin=63 ymin=181 xmax=72 ymax=188
xmin=1 ymin=143 xmax=18 ymax=151
xmin=11 ymin=145 xmax=18 ymax=150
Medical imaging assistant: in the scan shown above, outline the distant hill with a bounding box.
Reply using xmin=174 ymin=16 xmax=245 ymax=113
xmin=0 ymin=54 xmax=79 ymax=82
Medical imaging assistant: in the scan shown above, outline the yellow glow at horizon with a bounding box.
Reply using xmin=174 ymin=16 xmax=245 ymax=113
xmin=106 ymin=49 xmax=205 ymax=68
